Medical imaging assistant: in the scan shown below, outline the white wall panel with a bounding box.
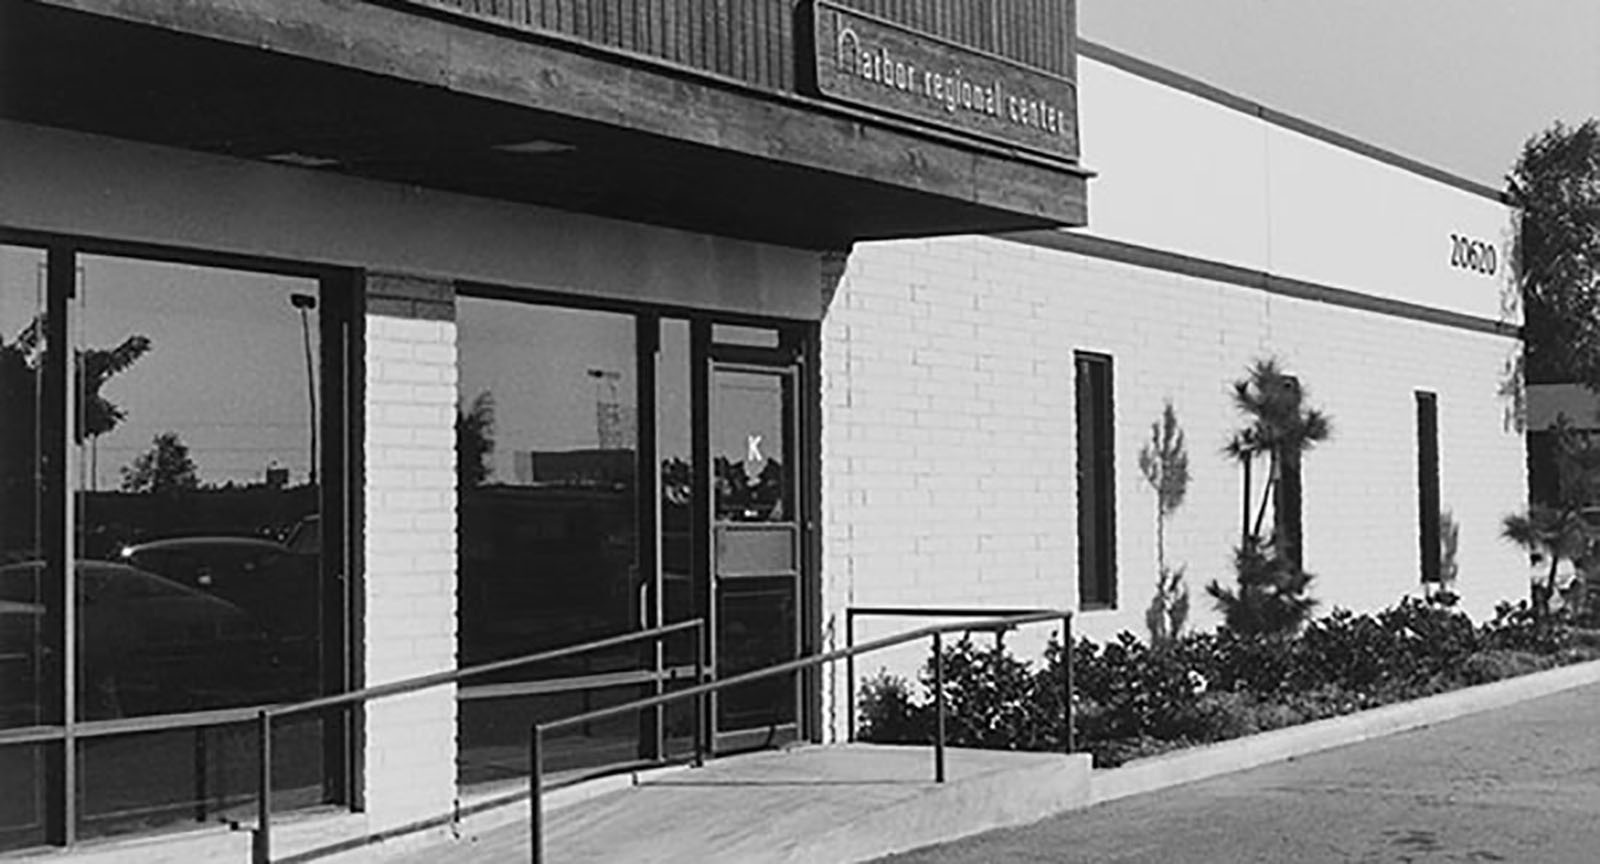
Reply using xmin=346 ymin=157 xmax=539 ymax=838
xmin=1076 ymin=56 xmax=1517 ymax=327
xmin=1266 ymin=125 xmax=1516 ymax=323
xmin=1077 ymin=60 xmax=1271 ymax=271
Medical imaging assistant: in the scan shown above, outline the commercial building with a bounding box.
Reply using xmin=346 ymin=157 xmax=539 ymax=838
xmin=832 ymin=42 xmax=1525 ymax=657
xmin=0 ymin=0 xmax=1520 ymax=859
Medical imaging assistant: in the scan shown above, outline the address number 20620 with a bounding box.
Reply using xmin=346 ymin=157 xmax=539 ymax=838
xmin=1449 ymin=234 xmax=1498 ymax=276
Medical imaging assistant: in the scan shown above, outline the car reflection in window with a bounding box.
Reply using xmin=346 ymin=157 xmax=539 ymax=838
xmin=120 ymin=535 xmax=319 ymax=647
xmin=0 ymin=560 xmax=276 ymax=720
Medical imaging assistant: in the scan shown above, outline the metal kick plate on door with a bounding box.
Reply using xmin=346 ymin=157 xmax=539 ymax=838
xmin=714 ymin=524 xmax=798 ymax=578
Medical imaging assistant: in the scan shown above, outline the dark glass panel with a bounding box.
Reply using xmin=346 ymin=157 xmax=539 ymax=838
xmin=710 ymin=323 xmax=780 ymax=349
xmin=75 ymin=714 xmax=324 ymax=841
xmin=1075 ymin=352 xmax=1116 ymax=608
xmin=73 ymin=255 xmax=324 ymax=719
xmin=712 ymin=370 xmax=791 ymax=523
xmin=714 ymin=577 xmax=796 ymax=730
xmin=0 ymin=245 xmax=48 ymax=731
xmin=659 ymin=319 xmax=697 ymax=667
xmin=456 ymin=298 xmax=641 ymax=677
xmin=457 ymin=685 xmax=648 ymax=787
xmin=0 ymin=744 xmax=47 ymax=853
xmin=1417 ymin=392 xmax=1442 ymax=583
xmin=660 ymin=678 xmax=700 ymax=762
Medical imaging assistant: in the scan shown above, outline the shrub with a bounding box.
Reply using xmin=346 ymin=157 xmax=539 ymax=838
xmin=919 ymin=638 xmax=1057 ymax=750
xmin=856 ymin=671 xmax=928 ymax=744
xmin=1482 ymin=600 xmax=1576 ymax=653
xmin=1460 ymin=649 xmax=1557 ymax=685
xmin=855 ymin=596 xmax=1595 ymax=770
xmin=1062 ymin=632 xmax=1207 ymax=743
xmin=1207 ymin=537 xmax=1318 ymax=639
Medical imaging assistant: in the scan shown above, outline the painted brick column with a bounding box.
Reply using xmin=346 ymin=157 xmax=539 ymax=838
xmin=362 ymin=274 xmax=458 ymax=832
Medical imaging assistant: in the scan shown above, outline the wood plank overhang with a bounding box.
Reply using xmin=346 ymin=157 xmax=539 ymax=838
xmin=3 ymin=0 xmax=1090 ymax=250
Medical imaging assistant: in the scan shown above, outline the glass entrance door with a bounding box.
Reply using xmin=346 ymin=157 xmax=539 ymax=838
xmin=708 ymin=362 xmax=800 ymax=750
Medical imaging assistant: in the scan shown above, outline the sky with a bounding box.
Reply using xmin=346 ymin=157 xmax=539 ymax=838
xmin=1079 ymin=0 xmax=1600 ymax=190
xmin=81 ymin=256 xmax=319 ymax=489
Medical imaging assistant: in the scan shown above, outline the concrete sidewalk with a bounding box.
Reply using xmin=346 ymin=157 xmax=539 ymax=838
xmin=380 ymin=745 xmax=1091 ymax=864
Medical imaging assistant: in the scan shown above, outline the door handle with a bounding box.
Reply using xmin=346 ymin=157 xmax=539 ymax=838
xmin=639 ymin=579 xmax=651 ymax=629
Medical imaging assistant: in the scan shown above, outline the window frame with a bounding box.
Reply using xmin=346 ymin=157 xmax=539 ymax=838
xmin=1416 ymin=391 xmax=1442 ymax=584
xmin=0 ymin=227 xmax=362 ymax=848
xmin=1074 ymin=351 xmax=1117 ymax=610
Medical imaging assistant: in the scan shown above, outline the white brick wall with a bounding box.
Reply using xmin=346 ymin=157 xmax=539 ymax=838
xmin=822 ymin=236 xmax=1527 ymax=731
xmin=363 ymin=313 xmax=459 ymax=832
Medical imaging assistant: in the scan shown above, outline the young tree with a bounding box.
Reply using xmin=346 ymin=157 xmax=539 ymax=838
xmin=1428 ymin=509 xmax=1462 ymax=606
xmin=1208 ymin=358 xmax=1332 ymax=637
xmin=0 ymin=323 xmax=43 ymax=555
xmin=1510 ymin=119 xmax=1600 ymax=389
xmin=2 ymin=319 xmax=151 ymax=535
xmin=120 ymin=431 xmax=200 ymax=494
xmin=456 ymin=391 xmax=496 ymax=489
xmin=1139 ymin=400 xmax=1191 ymax=645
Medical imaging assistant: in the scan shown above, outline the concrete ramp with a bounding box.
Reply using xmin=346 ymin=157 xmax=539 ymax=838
xmin=393 ymin=744 xmax=1091 ymax=864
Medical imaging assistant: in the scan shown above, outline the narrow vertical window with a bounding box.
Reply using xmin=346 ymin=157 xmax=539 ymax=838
xmin=1075 ymin=352 xmax=1115 ymax=608
xmin=1272 ymin=375 xmax=1306 ymax=568
xmin=1417 ymin=391 xmax=1441 ymax=583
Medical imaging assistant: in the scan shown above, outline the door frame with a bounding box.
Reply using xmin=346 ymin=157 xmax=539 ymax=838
xmin=693 ymin=323 xmax=816 ymax=754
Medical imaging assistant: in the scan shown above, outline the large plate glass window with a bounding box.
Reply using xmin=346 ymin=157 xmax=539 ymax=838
xmin=455 ymin=296 xmax=645 ymax=785
xmin=70 ymin=255 xmax=335 ymax=839
xmin=1 ymin=244 xmax=350 ymax=852
xmin=0 ymin=244 xmax=50 ymax=854
xmin=657 ymin=318 xmax=700 ymax=757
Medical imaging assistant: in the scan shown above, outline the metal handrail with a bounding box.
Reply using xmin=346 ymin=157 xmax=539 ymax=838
xmin=527 ymin=609 xmax=1073 ymax=864
xmin=844 ymin=606 xmax=1064 ymax=743
xmin=251 ymin=618 xmax=706 ymax=864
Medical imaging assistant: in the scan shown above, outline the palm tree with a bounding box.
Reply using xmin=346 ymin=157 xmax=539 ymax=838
xmin=1502 ymin=417 xmax=1600 ymax=619
xmin=1222 ymin=358 xmax=1332 ymax=551
xmin=1501 ymin=505 xmax=1591 ymax=619
xmin=1208 ymin=358 xmax=1333 ymax=637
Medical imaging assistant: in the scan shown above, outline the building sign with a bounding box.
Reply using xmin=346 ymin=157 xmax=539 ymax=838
xmin=811 ymin=1 xmax=1079 ymax=160
xmin=1449 ymin=233 xmax=1499 ymax=277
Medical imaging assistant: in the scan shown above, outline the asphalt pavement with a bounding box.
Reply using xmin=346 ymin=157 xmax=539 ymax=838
xmin=875 ymin=681 xmax=1600 ymax=863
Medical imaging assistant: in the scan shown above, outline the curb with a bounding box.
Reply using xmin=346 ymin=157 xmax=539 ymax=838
xmin=1089 ymin=657 xmax=1600 ymax=805
xmin=794 ymin=752 xmax=1092 ymax=864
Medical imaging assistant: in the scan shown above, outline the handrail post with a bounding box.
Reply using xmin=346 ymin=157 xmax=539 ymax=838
xmin=845 ymin=610 xmax=855 ymax=743
xmin=1062 ymin=614 xmax=1074 ymax=754
xmin=253 ymin=709 xmax=272 ymax=864
xmin=693 ymin=620 xmax=706 ymax=768
xmin=932 ymin=632 xmax=946 ymax=784
xmin=530 ymin=725 xmax=543 ymax=864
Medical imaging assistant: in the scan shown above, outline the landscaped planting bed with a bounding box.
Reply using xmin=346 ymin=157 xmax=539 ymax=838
xmin=856 ymin=598 xmax=1600 ymax=768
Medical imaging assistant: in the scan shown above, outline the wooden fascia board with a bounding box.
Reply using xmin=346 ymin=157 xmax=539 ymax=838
xmin=36 ymin=0 xmax=1088 ymax=225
